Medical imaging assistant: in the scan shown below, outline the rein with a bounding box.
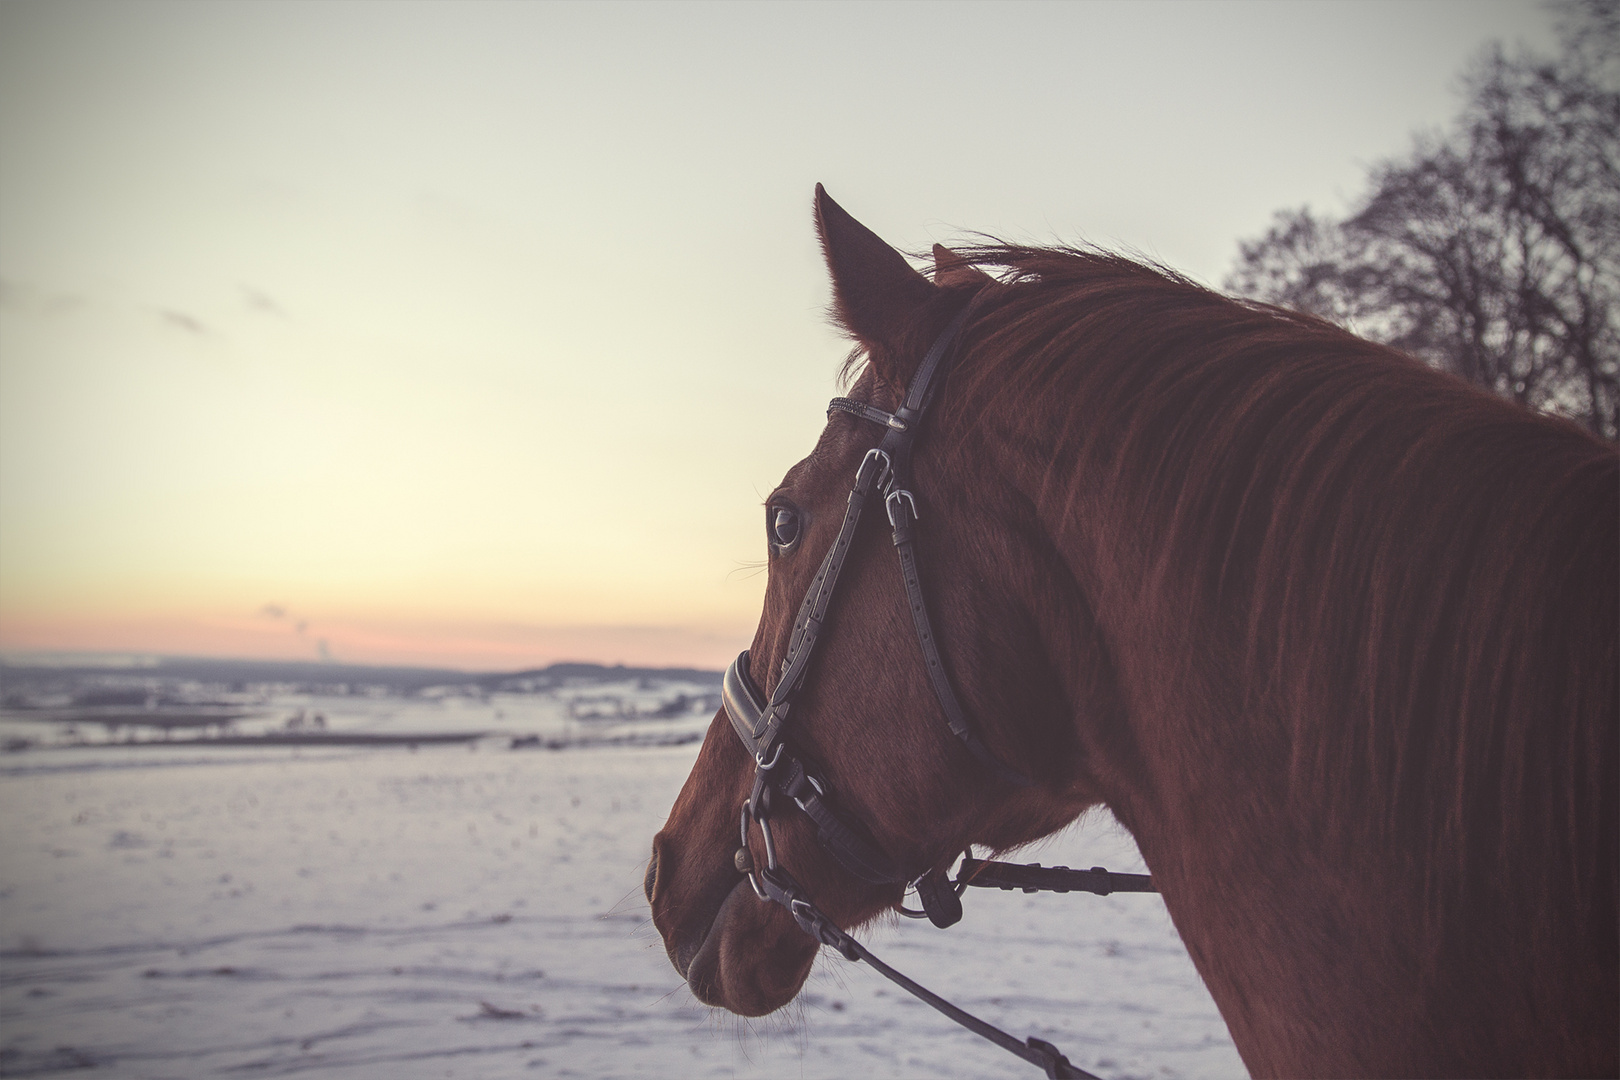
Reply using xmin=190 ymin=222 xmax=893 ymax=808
xmin=722 ymin=300 xmax=1159 ymax=1080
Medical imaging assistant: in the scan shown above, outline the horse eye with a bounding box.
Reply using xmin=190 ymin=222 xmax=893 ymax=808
xmin=770 ymin=506 xmax=801 ymax=550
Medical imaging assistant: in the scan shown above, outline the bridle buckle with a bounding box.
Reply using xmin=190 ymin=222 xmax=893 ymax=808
xmin=885 ymin=488 xmax=919 ymax=528
xmin=860 ymin=447 xmax=894 ymax=493
xmin=755 ymin=741 xmax=784 ymax=771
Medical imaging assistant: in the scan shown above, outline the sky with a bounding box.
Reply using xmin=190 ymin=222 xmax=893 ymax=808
xmin=0 ymin=0 xmax=1558 ymax=671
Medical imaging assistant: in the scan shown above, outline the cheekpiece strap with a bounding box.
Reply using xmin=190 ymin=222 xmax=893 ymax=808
xmin=774 ymin=447 xmax=889 ymax=706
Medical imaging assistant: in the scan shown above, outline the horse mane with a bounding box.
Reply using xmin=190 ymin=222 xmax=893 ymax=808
xmin=870 ymin=243 xmax=1618 ymax=958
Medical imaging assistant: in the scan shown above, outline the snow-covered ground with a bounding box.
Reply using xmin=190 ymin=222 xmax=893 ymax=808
xmin=0 ymin=701 xmax=1244 ymax=1079
xmin=0 ymin=672 xmax=721 ymax=752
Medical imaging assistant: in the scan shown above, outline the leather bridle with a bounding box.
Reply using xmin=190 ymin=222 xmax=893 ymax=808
xmin=717 ymin=298 xmax=1156 ymax=1080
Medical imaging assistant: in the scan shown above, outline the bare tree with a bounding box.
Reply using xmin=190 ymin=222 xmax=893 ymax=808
xmin=1227 ymin=0 xmax=1619 ymax=439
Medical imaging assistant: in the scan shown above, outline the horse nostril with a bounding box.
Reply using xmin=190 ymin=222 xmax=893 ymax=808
xmin=644 ymin=847 xmax=660 ymax=904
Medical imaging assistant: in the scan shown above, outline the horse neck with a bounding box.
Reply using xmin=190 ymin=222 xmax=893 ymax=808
xmin=956 ymin=310 xmax=1619 ymax=1076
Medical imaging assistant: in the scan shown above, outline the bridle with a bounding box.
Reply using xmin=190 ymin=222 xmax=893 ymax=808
xmin=718 ymin=297 xmax=1156 ymax=1080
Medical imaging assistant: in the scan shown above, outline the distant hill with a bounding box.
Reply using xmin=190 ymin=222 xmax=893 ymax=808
xmin=476 ymin=662 xmax=723 ymax=689
xmin=0 ymin=654 xmax=721 ymax=695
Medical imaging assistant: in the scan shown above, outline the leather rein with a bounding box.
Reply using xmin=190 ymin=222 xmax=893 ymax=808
xmin=721 ymin=300 xmax=1156 ymax=1080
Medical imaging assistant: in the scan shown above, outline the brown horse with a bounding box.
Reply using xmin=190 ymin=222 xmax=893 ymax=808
xmin=646 ymin=187 xmax=1618 ymax=1078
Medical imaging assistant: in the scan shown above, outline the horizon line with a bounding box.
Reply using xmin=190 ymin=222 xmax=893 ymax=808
xmin=0 ymin=648 xmax=724 ymax=677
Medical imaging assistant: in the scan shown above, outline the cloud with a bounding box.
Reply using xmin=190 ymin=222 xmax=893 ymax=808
xmin=241 ymin=286 xmax=288 ymax=318
xmin=158 ymin=309 xmax=210 ymax=335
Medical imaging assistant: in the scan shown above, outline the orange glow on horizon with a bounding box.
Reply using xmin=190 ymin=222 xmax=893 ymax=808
xmin=0 ymin=611 xmax=750 ymax=672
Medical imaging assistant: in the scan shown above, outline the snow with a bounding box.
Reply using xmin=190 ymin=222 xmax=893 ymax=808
xmin=0 ymin=698 xmax=1244 ymax=1079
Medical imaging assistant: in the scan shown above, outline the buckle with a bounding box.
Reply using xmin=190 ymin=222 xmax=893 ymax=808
xmin=885 ymin=488 xmax=919 ymax=528
xmin=857 ymin=448 xmax=893 ymax=494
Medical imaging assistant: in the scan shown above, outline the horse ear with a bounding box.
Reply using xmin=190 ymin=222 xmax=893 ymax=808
xmin=815 ymin=184 xmax=936 ymax=356
xmin=933 ymin=243 xmax=993 ymax=287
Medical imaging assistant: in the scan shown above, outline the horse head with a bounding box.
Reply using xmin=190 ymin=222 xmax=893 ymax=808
xmin=644 ymin=186 xmax=1117 ymax=1018
xmin=647 ymin=182 xmax=1618 ymax=1077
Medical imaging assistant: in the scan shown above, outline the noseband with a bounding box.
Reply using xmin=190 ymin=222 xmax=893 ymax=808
xmin=717 ymin=299 xmax=1155 ymax=1080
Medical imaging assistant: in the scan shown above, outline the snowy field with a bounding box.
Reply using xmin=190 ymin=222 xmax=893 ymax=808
xmin=0 ymin=687 xmax=1243 ymax=1079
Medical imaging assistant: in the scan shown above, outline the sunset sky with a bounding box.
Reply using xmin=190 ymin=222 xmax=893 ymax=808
xmin=0 ymin=1 xmax=1555 ymax=670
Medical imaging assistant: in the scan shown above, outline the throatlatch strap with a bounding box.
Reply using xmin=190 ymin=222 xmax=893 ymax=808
xmin=864 ymin=301 xmax=1033 ymax=786
xmin=887 ymin=493 xmax=1032 ymax=786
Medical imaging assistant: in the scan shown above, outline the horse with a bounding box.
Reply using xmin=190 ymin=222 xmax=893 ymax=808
xmin=645 ymin=186 xmax=1618 ymax=1078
